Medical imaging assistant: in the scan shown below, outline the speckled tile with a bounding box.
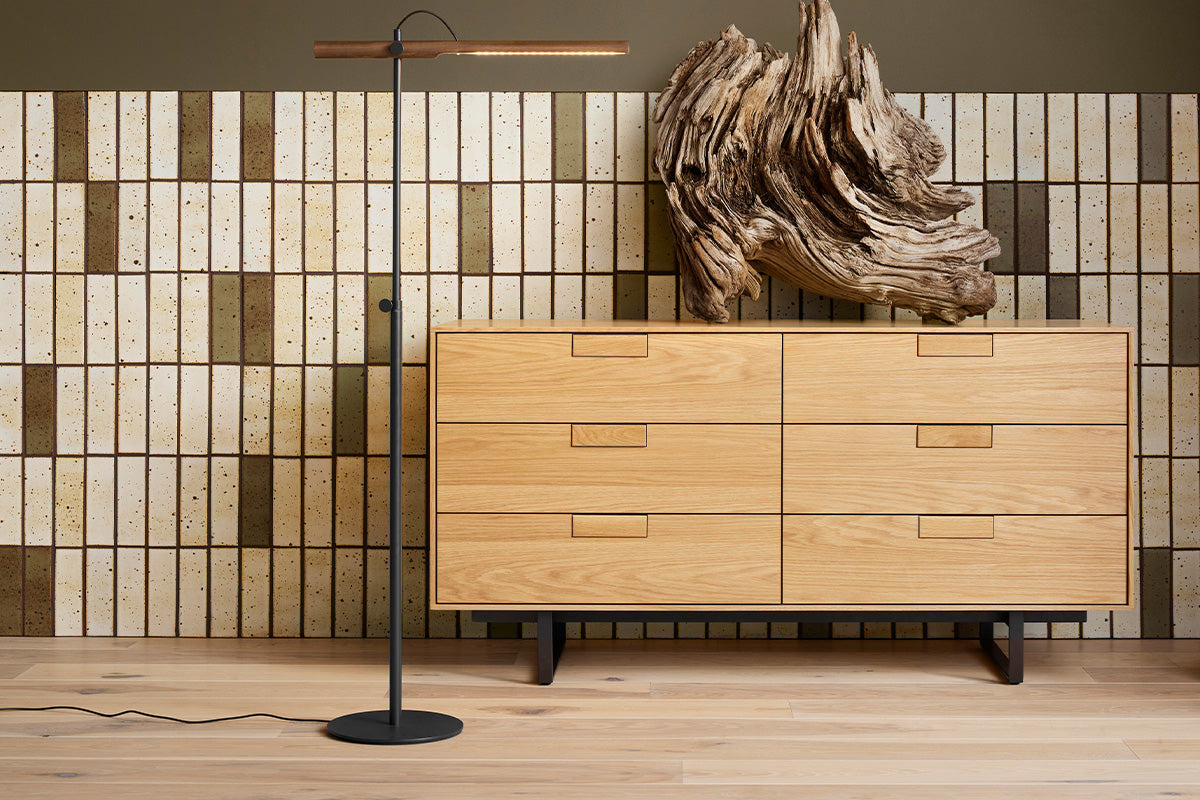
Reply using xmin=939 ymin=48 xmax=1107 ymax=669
xmin=304 ymin=366 xmax=333 ymax=455
xmin=178 ymin=92 xmax=210 ymax=182
xmin=209 ymin=364 xmax=241 ymax=455
xmin=1077 ymin=94 xmax=1107 ymax=182
xmin=1173 ymin=368 xmax=1199 ymax=456
xmin=53 ymin=457 xmax=84 ymax=547
xmin=85 ymin=371 xmax=116 ymax=459
xmin=0 ymin=367 xmax=17 ymax=456
xmin=240 ymin=547 xmax=270 ymax=637
xmin=178 ymin=365 xmax=209 ymax=455
xmin=147 ymin=365 xmax=177 ymax=454
xmin=459 ymin=184 xmax=491 ymax=275
xmin=303 ymin=183 xmax=334 ymax=272
xmin=271 ymin=547 xmax=300 ymax=637
xmin=334 ymin=366 xmax=365 ymax=456
xmin=0 ymin=461 xmax=18 ymax=546
xmin=461 ymin=275 xmax=488 ymax=320
xmin=116 ymin=364 xmax=147 ymax=453
xmin=303 ymin=92 xmax=333 ymax=181
xmin=209 ymin=456 xmax=239 ymax=546
xmin=115 ymin=547 xmax=145 ymax=636
xmin=1172 ymin=94 xmax=1199 ymax=182
xmin=272 ymin=457 xmax=302 ymax=547
xmin=491 ymin=92 xmax=521 ymax=182
xmin=178 ymin=182 xmax=209 ymax=272
xmin=335 ymin=91 xmax=365 ymax=182
xmin=147 ymin=456 xmax=177 ymax=547
xmin=1109 ymin=93 xmax=1139 ymax=184
xmin=586 ymin=274 xmax=613 ymax=320
xmin=1173 ymin=275 xmax=1200 ymax=363
xmin=374 ymin=182 xmax=399 ymax=273
xmin=364 ymin=456 xmax=388 ymax=548
xmin=55 ymin=366 xmax=84 ymax=455
xmin=1174 ymin=550 xmax=1200 ymax=637
xmin=988 ymin=274 xmax=1015 ymax=320
xmin=983 ymin=183 xmax=1014 ymax=274
xmin=54 ymin=547 xmax=83 ymax=635
xmin=333 ymin=547 xmax=363 ymax=637
xmin=208 ymin=547 xmax=238 ymax=637
xmin=523 ymin=92 xmax=552 ymax=181
xmin=273 ymin=182 xmax=302 ymax=272
xmin=304 ymin=275 xmax=334 ymax=363
xmin=177 ymin=547 xmax=208 ymax=636
xmin=1016 ymin=93 xmax=1045 ymax=181
xmin=367 ymin=91 xmax=393 ymax=183
xmin=334 ymin=458 xmax=364 ymax=547
xmin=148 ymin=182 xmax=178 ymax=272
xmin=1141 ymin=366 xmax=1171 ymax=456
xmin=984 ymin=93 xmax=1014 ymax=181
xmin=429 ymin=274 xmax=460 ymax=329
xmin=1172 ymin=184 xmax=1199 ymax=274
xmin=523 ymin=274 xmax=551 ymax=319
xmin=953 ymin=93 xmax=983 ymax=183
xmin=85 ymin=181 xmax=116 ymax=274
xmin=242 ymin=183 xmax=271 ymax=272
xmin=147 ymin=548 xmax=176 ymax=636
xmin=585 ymin=183 xmax=614 ymax=272
xmin=23 ymin=545 xmax=53 ymax=635
xmin=554 ymin=183 xmax=584 ymax=273
xmin=335 ymin=183 xmax=365 ymax=273
xmin=117 ymin=91 xmax=147 ymax=181
xmin=148 ymin=91 xmax=178 ymax=180
xmin=55 ymin=182 xmax=85 ymax=272
xmin=24 ymin=183 xmax=54 ymax=272
xmin=402 ymin=366 xmax=426 ymax=455
xmin=87 ymin=91 xmax=116 ymax=181
xmin=617 ymin=184 xmax=644 ymax=271
xmin=210 ymin=91 xmax=241 ymax=181
xmin=402 ymin=548 xmax=426 ymax=637
xmin=23 ymin=458 xmax=53 ymax=547
xmin=117 ymin=182 xmax=147 ymax=272
xmin=1173 ymin=459 xmax=1200 ymax=547
xmin=1141 ymin=275 xmax=1170 ymax=363
xmin=1047 ymin=185 xmax=1077 ymax=273
xmin=524 ymin=182 xmax=552 ymax=270
xmin=84 ymin=546 xmax=114 ymax=635
xmin=24 ymin=92 xmax=54 ymax=181
xmin=1141 ymin=184 xmax=1170 ymax=272
xmin=921 ymin=93 xmax=953 ymax=183
xmin=428 ymin=183 xmax=458 ymax=273
xmin=242 ymin=366 xmax=271 ymax=455
xmin=492 ymin=275 xmax=520 ymax=319
xmin=54 ymin=91 xmax=86 ymax=182
xmin=242 ymin=92 xmax=273 ymax=182
xmin=616 ymin=92 xmax=646 ymax=182
xmin=428 ymin=92 xmax=458 ymax=181
xmin=1141 ymin=457 xmax=1171 ymax=547
xmin=1109 ymin=184 xmax=1139 ymax=273
xmin=491 ymin=183 xmax=522 ymax=273
xmin=555 ymin=92 xmax=583 ymax=181
xmin=1140 ymin=94 xmax=1169 ymax=182
xmin=303 ymin=547 xmax=332 ymax=637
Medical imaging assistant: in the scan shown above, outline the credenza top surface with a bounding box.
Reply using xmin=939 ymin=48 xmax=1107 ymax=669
xmin=431 ymin=319 xmax=1131 ymax=334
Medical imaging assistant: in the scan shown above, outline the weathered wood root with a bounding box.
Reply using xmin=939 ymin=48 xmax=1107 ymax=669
xmin=653 ymin=0 xmax=1000 ymax=323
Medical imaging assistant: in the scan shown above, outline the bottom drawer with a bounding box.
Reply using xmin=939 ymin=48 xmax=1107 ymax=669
xmin=783 ymin=515 xmax=1129 ymax=606
xmin=436 ymin=514 xmax=781 ymax=606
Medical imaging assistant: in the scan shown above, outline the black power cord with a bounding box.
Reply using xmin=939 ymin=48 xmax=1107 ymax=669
xmin=1 ymin=706 xmax=327 ymax=724
xmin=396 ymin=9 xmax=458 ymax=39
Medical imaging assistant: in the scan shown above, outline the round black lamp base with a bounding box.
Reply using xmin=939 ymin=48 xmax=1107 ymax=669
xmin=326 ymin=709 xmax=463 ymax=745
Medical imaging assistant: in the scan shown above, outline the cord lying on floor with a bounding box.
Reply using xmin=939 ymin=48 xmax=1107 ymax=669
xmin=1 ymin=706 xmax=327 ymax=724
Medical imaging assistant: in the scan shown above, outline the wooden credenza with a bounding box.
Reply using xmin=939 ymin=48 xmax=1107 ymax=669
xmin=429 ymin=320 xmax=1134 ymax=683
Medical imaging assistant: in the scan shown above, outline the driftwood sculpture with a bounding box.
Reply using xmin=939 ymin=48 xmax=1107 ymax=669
xmin=653 ymin=0 xmax=1000 ymax=323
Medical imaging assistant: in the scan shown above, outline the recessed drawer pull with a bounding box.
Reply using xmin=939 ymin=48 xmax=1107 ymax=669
xmin=916 ymin=425 xmax=993 ymax=448
xmin=916 ymin=334 xmax=993 ymax=357
xmin=571 ymin=334 xmax=648 ymax=358
xmin=918 ymin=516 xmax=995 ymax=539
xmin=571 ymin=424 xmax=648 ymax=447
xmin=572 ymin=515 xmax=648 ymax=538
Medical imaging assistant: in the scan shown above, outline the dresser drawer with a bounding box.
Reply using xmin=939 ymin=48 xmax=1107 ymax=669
xmin=783 ymin=425 xmax=1127 ymax=514
xmin=435 ymin=514 xmax=781 ymax=605
xmin=437 ymin=423 xmax=781 ymax=513
xmin=435 ymin=333 xmax=782 ymax=422
xmin=783 ymin=515 xmax=1129 ymax=605
xmin=784 ymin=333 xmax=1129 ymax=423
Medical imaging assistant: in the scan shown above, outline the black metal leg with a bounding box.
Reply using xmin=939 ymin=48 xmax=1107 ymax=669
xmin=980 ymin=612 xmax=1024 ymax=685
xmin=537 ymin=612 xmax=565 ymax=685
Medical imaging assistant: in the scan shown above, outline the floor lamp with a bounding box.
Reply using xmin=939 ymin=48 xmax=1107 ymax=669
xmin=315 ymin=14 xmax=628 ymax=746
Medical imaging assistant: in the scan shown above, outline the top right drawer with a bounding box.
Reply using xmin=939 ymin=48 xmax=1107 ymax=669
xmin=784 ymin=333 xmax=1129 ymax=424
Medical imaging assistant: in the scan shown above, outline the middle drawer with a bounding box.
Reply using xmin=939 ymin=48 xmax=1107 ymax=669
xmin=437 ymin=423 xmax=781 ymax=513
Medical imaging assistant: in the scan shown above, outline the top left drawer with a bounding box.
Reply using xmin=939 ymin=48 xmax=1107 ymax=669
xmin=435 ymin=333 xmax=782 ymax=423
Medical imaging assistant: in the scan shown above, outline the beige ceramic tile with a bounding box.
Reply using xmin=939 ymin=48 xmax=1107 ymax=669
xmin=402 ymin=548 xmax=426 ymax=637
xmin=271 ymin=548 xmax=301 ymax=637
xmin=84 ymin=546 xmax=114 ymax=636
xmin=177 ymin=547 xmax=208 ymax=636
xmin=54 ymin=548 xmax=84 ymax=635
xmin=953 ymin=93 xmax=983 ymax=183
xmin=1141 ymin=275 xmax=1170 ymax=363
xmin=647 ymin=91 xmax=661 ymax=181
xmin=303 ymin=548 xmax=332 ymax=637
xmin=586 ymin=92 xmax=615 ymax=180
xmin=148 ymin=91 xmax=178 ymax=180
xmin=304 ymin=366 xmax=333 ymax=455
xmin=178 ymin=365 xmax=210 ymax=455
xmin=365 ymin=548 xmax=388 ymax=637
xmin=55 ymin=183 xmax=85 ymax=272
xmin=116 ymin=547 xmax=146 ymax=636
xmin=116 ymin=274 xmax=147 ymax=363
xmin=240 ymin=547 xmax=271 ymax=638
xmin=616 ymin=92 xmax=646 ymax=182
xmin=208 ymin=547 xmax=238 ymax=637
xmin=1141 ymin=366 xmax=1170 ymax=456
xmin=304 ymin=183 xmax=333 ymax=271
xmin=0 ymin=368 xmax=17 ymax=455
xmin=586 ymin=274 xmax=614 ymax=320
xmin=335 ymin=91 xmax=365 ymax=182
xmin=585 ymin=183 xmax=614 ymax=272
xmin=1112 ymin=555 xmax=1141 ymax=638
xmin=24 ymin=92 xmax=54 ymax=181
xmin=1078 ymin=184 xmax=1108 ymax=272
xmin=987 ymin=274 xmax=1015 ymax=320
xmin=460 ymin=92 xmax=490 ymax=181
xmin=492 ymin=92 xmax=521 ymax=182
xmin=1141 ymin=457 xmax=1170 ymax=547
xmin=208 ymin=183 xmax=241 ymax=271
xmin=1172 ymin=94 xmax=1199 ymax=182
xmin=274 ymin=92 xmax=304 ymax=181
xmin=85 ymin=456 xmax=115 ymax=545
xmin=24 ymin=182 xmax=54 ymax=272
xmin=305 ymin=275 xmax=334 ymax=363
xmin=148 ymin=182 xmax=179 ymax=271
xmin=116 ymin=364 xmax=147 ymax=452
xmin=86 ymin=275 xmax=116 ymax=364
xmin=400 ymin=274 xmax=427 ymax=363
xmin=1109 ymin=274 xmax=1139 ymax=356
xmin=460 ymin=275 xmax=488 ymax=320
xmin=242 ymin=366 xmax=272 ymax=455
xmin=210 ymin=364 xmax=240 ymax=454
xmin=367 ymin=91 xmax=394 ymax=182
xmin=428 ymin=274 xmax=459 ymax=329
xmin=1173 ymin=183 xmax=1199 ymax=273
xmin=492 ymin=275 xmax=521 ymax=319
xmin=1016 ymin=275 xmax=1046 ymax=319
xmin=87 ymin=91 xmax=117 ymax=181
xmin=272 ymin=457 xmax=302 ymax=546
xmin=365 ymin=456 xmax=387 ymax=548
xmin=523 ymin=182 xmax=552 ymax=270
xmin=210 ymin=92 xmax=240 ymax=181
xmin=921 ymin=93 xmax=953 ymax=183
xmin=176 ymin=273 xmax=212 ymax=363
xmin=0 ymin=456 xmax=18 ymax=544
xmin=1109 ymin=184 xmax=1138 ymax=273
xmin=0 ymin=277 xmax=20 ymax=362
xmin=334 ymin=458 xmax=364 ymax=546
xmin=984 ymin=93 xmax=1014 ymax=181
xmin=402 ymin=366 xmax=426 ymax=455
xmin=401 ymin=456 xmax=425 ymax=547
xmin=491 ymin=183 xmax=522 ymax=273
xmin=397 ymin=91 xmax=423 ymax=182
xmin=55 ymin=367 xmax=84 ymax=453
xmin=23 ymin=457 xmax=53 ymax=546
xmin=617 ymin=184 xmax=644 ymax=271
xmin=1141 ymin=184 xmax=1170 ymax=272
xmin=273 ymin=182 xmax=303 ymax=272
xmin=1174 ymin=368 xmax=1200 ymax=456
xmin=554 ymin=183 xmax=584 ymax=273
xmin=1083 ymin=607 xmax=1111 ymax=638
xmin=147 ymin=548 xmax=176 ymax=636
xmin=555 ymin=274 xmax=584 ymax=319
xmin=147 ymin=365 xmax=178 ymax=454
xmin=1077 ymin=93 xmax=1107 ymax=182
xmin=242 ymin=183 xmax=271 ymax=271
xmin=54 ymin=457 xmax=84 ymax=547
xmin=372 ymin=182 xmax=398 ymax=273
xmin=118 ymin=181 xmax=148 ymax=272
xmin=1109 ymin=93 xmax=1139 ymax=183
xmin=273 ymin=274 xmax=304 ymax=364
xmin=428 ymin=183 xmax=458 ymax=272
xmin=1078 ymin=274 xmax=1109 ymax=323
xmin=523 ymin=92 xmax=552 ymax=181
xmin=147 ymin=456 xmax=177 ymax=547
xmin=428 ymin=92 xmax=458 ymax=181
xmin=1015 ymin=93 xmax=1045 ymax=181
xmin=179 ymin=182 xmax=210 ymax=271
xmin=335 ymin=275 xmax=365 ymax=363
xmin=209 ymin=456 xmax=238 ymax=546
xmin=1174 ymin=551 xmax=1200 ymax=637
xmin=1174 ymin=459 xmax=1200 ymax=547
xmin=304 ymin=92 xmax=334 ymax=181
xmin=272 ymin=366 xmax=303 ymax=457
xmin=648 ymin=274 xmax=677 ymax=320
xmin=1047 ymin=185 xmax=1077 ymax=273
xmin=335 ymin=183 xmax=366 ymax=272
xmin=0 ymin=184 xmax=21 ymax=269
xmin=117 ymin=92 xmax=148 ymax=180
xmin=523 ymin=274 xmax=551 ymax=319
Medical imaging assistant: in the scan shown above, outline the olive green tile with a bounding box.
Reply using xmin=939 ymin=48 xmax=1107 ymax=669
xmin=242 ymin=92 xmax=273 ymax=181
xmin=366 ymin=275 xmax=392 ymax=364
xmin=23 ymin=546 xmax=53 ymax=636
xmin=242 ymin=274 xmax=273 ymax=364
xmin=985 ymin=182 xmax=1015 ymax=274
xmin=801 ymin=290 xmax=831 ymax=320
xmin=54 ymin=91 xmax=87 ymax=181
xmin=210 ymin=273 xmax=241 ymax=362
xmin=1173 ymin=275 xmax=1199 ymax=365
xmin=180 ymin=91 xmax=212 ymax=182
xmin=1047 ymin=275 xmax=1079 ymax=319
xmin=85 ymin=181 xmax=116 ymax=274
xmin=459 ymin=184 xmax=490 ymax=275
xmin=0 ymin=546 xmax=19 ymax=635
xmin=23 ymin=365 xmax=54 ymax=456
xmin=1017 ymin=182 xmax=1048 ymax=274
xmin=1141 ymin=547 xmax=1172 ymax=638
xmin=615 ymin=273 xmax=646 ymax=320
xmin=335 ymin=365 xmax=366 ymax=455
xmin=801 ymin=622 xmax=832 ymax=639
xmin=554 ymin=92 xmax=583 ymax=181
xmin=238 ymin=457 xmax=273 ymax=548
xmin=646 ymin=182 xmax=676 ymax=274
xmin=1140 ymin=93 xmax=1169 ymax=182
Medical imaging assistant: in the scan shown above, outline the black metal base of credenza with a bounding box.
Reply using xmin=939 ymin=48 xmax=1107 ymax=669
xmin=471 ymin=610 xmax=1087 ymax=686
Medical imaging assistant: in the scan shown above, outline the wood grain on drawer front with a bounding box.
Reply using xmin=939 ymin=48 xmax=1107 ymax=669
xmin=436 ymin=514 xmax=781 ymax=605
xmin=437 ymin=423 xmax=781 ymax=513
xmin=783 ymin=425 xmax=1127 ymax=514
xmin=435 ymin=333 xmax=782 ymax=422
xmin=784 ymin=333 xmax=1128 ymax=423
xmin=783 ymin=515 xmax=1129 ymax=605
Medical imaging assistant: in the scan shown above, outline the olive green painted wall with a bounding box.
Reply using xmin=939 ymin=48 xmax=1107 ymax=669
xmin=2 ymin=0 xmax=1198 ymax=92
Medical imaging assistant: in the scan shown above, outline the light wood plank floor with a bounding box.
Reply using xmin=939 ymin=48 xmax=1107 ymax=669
xmin=1 ymin=637 xmax=1199 ymax=799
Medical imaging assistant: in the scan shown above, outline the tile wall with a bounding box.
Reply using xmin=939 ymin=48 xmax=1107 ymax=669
xmin=0 ymin=91 xmax=1196 ymax=640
